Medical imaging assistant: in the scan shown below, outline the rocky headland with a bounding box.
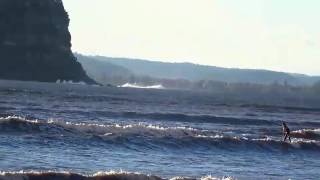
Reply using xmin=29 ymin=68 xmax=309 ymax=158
xmin=0 ymin=0 xmax=95 ymax=84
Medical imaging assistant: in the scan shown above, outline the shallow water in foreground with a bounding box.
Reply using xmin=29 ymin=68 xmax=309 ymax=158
xmin=0 ymin=80 xmax=319 ymax=180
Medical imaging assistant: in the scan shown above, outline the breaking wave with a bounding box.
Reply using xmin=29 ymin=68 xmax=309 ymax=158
xmin=90 ymin=111 xmax=320 ymax=127
xmin=0 ymin=171 xmax=235 ymax=180
xmin=1 ymin=116 xmax=319 ymax=151
xmin=118 ymin=83 xmax=165 ymax=89
xmin=291 ymin=128 xmax=320 ymax=140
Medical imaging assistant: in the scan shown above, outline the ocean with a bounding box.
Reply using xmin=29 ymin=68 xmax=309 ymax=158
xmin=0 ymin=80 xmax=319 ymax=180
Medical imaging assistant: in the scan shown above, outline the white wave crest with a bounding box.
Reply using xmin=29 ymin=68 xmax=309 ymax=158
xmin=0 ymin=171 xmax=159 ymax=180
xmin=0 ymin=115 xmax=40 ymax=123
xmin=0 ymin=170 xmax=235 ymax=180
xmin=60 ymin=121 xmax=207 ymax=138
xmin=200 ymin=176 xmax=236 ymax=180
xmin=118 ymin=83 xmax=165 ymax=89
xmin=292 ymin=128 xmax=320 ymax=134
xmin=0 ymin=116 xmax=221 ymax=140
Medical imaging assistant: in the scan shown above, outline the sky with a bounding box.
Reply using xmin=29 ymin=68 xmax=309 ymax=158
xmin=63 ymin=0 xmax=320 ymax=76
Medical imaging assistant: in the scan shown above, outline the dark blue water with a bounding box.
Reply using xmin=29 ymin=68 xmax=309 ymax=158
xmin=0 ymin=80 xmax=320 ymax=180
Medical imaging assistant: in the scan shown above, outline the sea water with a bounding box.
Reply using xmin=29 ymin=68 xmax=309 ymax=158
xmin=0 ymin=80 xmax=319 ymax=180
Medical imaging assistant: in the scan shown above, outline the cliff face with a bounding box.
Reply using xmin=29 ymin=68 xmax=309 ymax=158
xmin=0 ymin=0 xmax=95 ymax=84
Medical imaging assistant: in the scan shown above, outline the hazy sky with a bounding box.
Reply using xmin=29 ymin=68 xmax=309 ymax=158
xmin=63 ymin=0 xmax=320 ymax=75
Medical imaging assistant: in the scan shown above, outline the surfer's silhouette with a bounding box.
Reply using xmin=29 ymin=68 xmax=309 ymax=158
xmin=282 ymin=122 xmax=291 ymax=143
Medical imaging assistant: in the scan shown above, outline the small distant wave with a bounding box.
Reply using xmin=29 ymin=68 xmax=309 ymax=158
xmin=92 ymin=111 xmax=320 ymax=127
xmin=0 ymin=171 xmax=235 ymax=180
xmin=118 ymin=83 xmax=165 ymax=89
xmin=0 ymin=88 xmax=45 ymax=95
xmin=1 ymin=116 xmax=320 ymax=151
xmin=56 ymin=79 xmax=87 ymax=85
xmin=240 ymin=104 xmax=320 ymax=113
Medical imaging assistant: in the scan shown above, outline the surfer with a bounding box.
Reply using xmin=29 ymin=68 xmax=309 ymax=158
xmin=282 ymin=122 xmax=291 ymax=143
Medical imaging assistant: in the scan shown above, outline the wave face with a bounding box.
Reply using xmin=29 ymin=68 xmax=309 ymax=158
xmin=1 ymin=81 xmax=320 ymax=180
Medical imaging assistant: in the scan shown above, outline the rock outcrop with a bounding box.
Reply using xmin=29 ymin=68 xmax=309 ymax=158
xmin=0 ymin=0 xmax=95 ymax=84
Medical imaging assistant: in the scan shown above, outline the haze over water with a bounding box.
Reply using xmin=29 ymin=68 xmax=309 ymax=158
xmin=64 ymin=0 xmax=320 ymax=76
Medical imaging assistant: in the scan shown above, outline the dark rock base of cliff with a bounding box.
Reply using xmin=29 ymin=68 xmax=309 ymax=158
xmin=0 ymin=46 xmax=95 ymax=84
xmin=0 ymin=0 xmax=96 ymax=84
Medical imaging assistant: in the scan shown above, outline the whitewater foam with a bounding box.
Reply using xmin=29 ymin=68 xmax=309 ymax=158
xmin=291 ymin=129 xmax=320 ymax=140
xmin=0 ymin=115 xmax=40 ymax=123
xmin=0 ymin=171 xmax=235 ymax=180
xmin=119 ymin=83 xmax=165 ymax=89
